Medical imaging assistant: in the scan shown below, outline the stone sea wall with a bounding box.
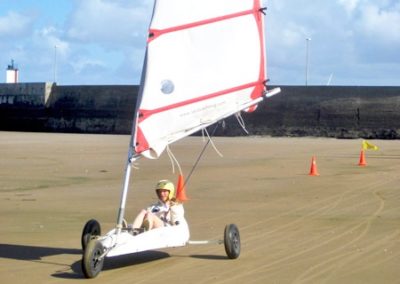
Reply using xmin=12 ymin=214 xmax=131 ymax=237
xmin=0 ymin=83 xmax=399 ymax=138
xmin=224 ymin=86 xmax=400 ymax=139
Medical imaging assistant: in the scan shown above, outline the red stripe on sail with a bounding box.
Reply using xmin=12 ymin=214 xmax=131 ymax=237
xmin=255 ymin=0 xmax=266 ymax=92
xmin=137 ymin=80 xmax=263 ymax=123
xmin=148 ymin=8 xmax=255 ymax=42
xmin=247 ymin=0 xmax=266 ymax=112
xmin=134 ymin=125 xmax=150 ymax=154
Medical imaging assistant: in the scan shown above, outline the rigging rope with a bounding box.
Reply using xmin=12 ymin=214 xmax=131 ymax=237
xmin=184 ymin=122 xmax=220 ymax=188
xmin=204 ymin=128 xmax=223 ymax=158
xmin=169 ymin=113 xmax=249 ymax=190
xmin=166 ymin=145 xmax=183 ymax=175
xmin=235 ymin=112 xmax=249 ymax=134
xmin=165 ymin=114 xmax=249 ymax=190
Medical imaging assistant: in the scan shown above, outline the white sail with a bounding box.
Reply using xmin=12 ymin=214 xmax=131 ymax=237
xmin=133 ymin=0 xmax=271 ymax=159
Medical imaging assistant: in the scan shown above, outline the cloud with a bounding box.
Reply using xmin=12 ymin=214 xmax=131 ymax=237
xmin=66 ymin=0 xmax=152 ymax=47
xmin=264 ymin=0 xmax=400 ymax=85
xmin=70 ymin=58 xmax=106 ymax=74
xmin=60 ymin=0 xmax=154 ymax=84
xmin=337 ymin=0 xmax=360 ymax=15
xmin=280 ymin=24 xmax=308 ymax=47
xmin=33 ymin=26 xmax=70 ymax=58
xmin=357 ymin=4 xmax=400 ymax=44
xmin=0 ymin=11 xmax=33 ymax=37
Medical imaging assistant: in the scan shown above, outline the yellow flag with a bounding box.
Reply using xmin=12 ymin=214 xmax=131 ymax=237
xmin=362 ymin=140 xmax=378 ymax=150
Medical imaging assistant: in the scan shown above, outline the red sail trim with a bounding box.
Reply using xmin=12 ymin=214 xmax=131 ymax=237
xmin=148 ymin=8 xmax=255 ymax=42
xmin=135 ymin=125 xmax=150 ymax=154
xmin=254 ymin=0 xmax=266 ymax=98
xmin=246 ymin=0 xmax=266 ymax=112
xmin=246 ymin=83 xmax=264 ymax=113
xmin=138 ymin=80 xmax=264 ymax=123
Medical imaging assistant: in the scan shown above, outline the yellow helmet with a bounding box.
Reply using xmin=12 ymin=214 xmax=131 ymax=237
xmin=155 ymin=180 xmax=175 ymax=200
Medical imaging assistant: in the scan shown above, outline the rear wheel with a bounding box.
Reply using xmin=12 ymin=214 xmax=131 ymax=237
xmin=224 ymin=224 xmax=240 ymax=259
xmin=82 ymin=239 xmax=105 ymax=278
xmin=81 ymin=219 xmax=101 ymax=251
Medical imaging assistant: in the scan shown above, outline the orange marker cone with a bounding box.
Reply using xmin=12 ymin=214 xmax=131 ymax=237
xmin=358 ymin=150 xmax=367 ymax=166
xmin=309 ymin=156 xmax=320 ymax=176
xmin=176 ymin=174 xmax=188 ymax=202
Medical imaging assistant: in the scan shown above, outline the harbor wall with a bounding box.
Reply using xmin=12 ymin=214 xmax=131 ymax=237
xmin=1 ymin=83 xmax=399 ymax=139
xmin=225 ymin=86 xmax=400 ymax=139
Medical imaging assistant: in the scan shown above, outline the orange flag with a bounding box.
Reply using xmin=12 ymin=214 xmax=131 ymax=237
xmin=176 ymin=174 xmax=188 ymax=202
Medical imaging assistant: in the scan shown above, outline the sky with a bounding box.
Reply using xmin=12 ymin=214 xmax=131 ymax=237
xmin=0 ymin=0 xmax=399 ymax=86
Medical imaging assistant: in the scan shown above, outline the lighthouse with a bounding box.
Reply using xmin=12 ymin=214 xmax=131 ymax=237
xmin=6 ymin=60 xmax=19 ymax=83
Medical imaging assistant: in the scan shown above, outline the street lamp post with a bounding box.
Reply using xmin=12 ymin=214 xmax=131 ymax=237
xmin=305 ymin=38 xmax=311 ymax=86
xmin=54 ymin=45 xmax=57 ymax=83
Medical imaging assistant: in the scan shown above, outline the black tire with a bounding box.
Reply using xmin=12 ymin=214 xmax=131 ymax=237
xmin=82 ymin=239 xmax=105 ymax=278
xmin=224 ymin=224 xmax=241 ymax=259
xmin=81 ymin=219 xmax=101 ymax=251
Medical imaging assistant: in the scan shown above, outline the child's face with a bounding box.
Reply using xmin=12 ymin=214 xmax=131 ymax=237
xmin=157 ymin=189 xmax=170 ymax=202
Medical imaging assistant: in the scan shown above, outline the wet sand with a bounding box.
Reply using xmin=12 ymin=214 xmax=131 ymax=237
xmin=0 ymin=131 xmax=399 ymax=283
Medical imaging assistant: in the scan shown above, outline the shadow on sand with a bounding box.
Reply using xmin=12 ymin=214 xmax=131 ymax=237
xmin=0 ymin=243 xmax=170 ymax=279
xmin=53 ymin=250 xmax=171 ymax=279
xmin=0 ymin=243 xmax=81 ymax=261
xmin=189 ymin=254 xmax=228 ymax=260
xmin=0 ymin=243 xmax=83 ymax=279
xmin=0 ymin=243 xmax=227 ymax=279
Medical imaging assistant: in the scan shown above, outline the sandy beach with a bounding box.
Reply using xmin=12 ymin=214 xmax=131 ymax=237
xmin=0 ymin=131 xmax=399 ymax=283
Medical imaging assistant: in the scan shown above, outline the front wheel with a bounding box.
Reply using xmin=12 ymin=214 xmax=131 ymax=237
xmin=224 ymin=224 xmax=241 ymax=259
xmin=81 ymin=219 xmax=101 ymax=251
xmin=82 ymin=239 xmax=105 ymax=278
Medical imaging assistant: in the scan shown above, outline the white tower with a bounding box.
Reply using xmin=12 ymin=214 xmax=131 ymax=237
xmin=6 ymin=60 xmax=19 ymax=83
